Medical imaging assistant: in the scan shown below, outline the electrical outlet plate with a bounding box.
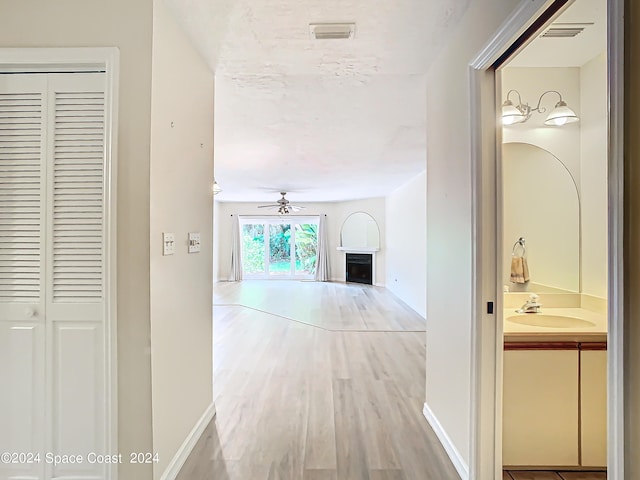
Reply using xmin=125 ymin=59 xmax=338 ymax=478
xmin=163 ymin=233 xmax=175 ymax=256
xmin=188 ymin=232 xmax=201 ymax=253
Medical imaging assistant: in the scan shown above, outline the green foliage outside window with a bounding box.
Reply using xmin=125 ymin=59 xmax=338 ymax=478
xmin=241 ymin=222 xmax=318 ymax=275
xmin=295 ymin=223 xmax=317 ymax=274
xmin=242 ymin=224 xmax=265 ymax=273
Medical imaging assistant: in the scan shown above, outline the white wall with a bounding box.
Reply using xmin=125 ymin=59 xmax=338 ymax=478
xmin=580 ymin=52 xmax=608 ymax=298
xmin=213 ymin=198 xmax=222 ymax=281
xmin=214 ymin=197 xmax=386 ymax=286
xmin=502 ymin=67 xmax=582 ymax=292
xmin=0 ymin=3 xmax=155 ymax=479
xmin=502 ymin=62 xmax=608 ymax=298
xmin=425 ymin=0 xmax=521 ymax=469
xmin=385 ymin=171 xmax=427 ymax=318
xmin=149 ymin=1 xmax=214 ymax=478
xmin=502 ymin=67 xmax=582 ymax=183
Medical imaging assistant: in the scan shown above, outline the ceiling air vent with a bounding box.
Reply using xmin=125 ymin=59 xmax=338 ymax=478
xmin=540 ymin=22 xmax=594 ymax=38
xmin=309 ymin=23 xmax=355 ymax=40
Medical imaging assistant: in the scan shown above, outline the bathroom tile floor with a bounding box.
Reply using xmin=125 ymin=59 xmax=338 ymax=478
xmin=504 ymin=472 xmax=606 ymax=480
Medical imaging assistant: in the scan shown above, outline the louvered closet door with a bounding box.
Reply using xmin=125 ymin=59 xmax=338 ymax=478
xmin=45 ymin=73 xmax=106 ymax=480
xmin=0 ymin=74 xmax=47 ymax=480
xmin=0 ymin=73 xmax=107 ymax=480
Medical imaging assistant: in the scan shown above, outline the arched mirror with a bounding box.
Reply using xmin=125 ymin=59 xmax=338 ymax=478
xmin=503 ymin=142 xmax=580 ymax=292
xmin=340 ymin=212 xmax=380 ymax=249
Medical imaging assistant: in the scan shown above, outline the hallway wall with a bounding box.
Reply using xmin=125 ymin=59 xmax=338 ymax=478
xmin=149 ymin=1 xmax=214 ymax=478
xmin=424 ymin=0 xmax=521 ymax=472
xmin=385 ymin=171 xmax=427 ymax=318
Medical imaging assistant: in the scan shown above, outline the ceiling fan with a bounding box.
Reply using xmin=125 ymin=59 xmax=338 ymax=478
xmin=257 ymin=192 xmax=306 ymax=215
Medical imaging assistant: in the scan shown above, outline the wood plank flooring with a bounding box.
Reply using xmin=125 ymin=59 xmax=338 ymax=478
xmin=504 ymin=471 xmax=607 ymax=480
xmin=177 ymin=280 xmax=458 ymax=480
xmin=213 ymin=280 xmax=426 ymax=331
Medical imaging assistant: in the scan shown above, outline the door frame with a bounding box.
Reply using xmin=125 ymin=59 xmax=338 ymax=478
xmin=468 ymin=1 xmax=625 ymax=479
xmin=0 ymin=47 xmax=120 ymax=479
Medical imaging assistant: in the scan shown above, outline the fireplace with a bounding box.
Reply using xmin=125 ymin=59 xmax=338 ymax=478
xmin=345 ymin=253 xmax=373 ymax=285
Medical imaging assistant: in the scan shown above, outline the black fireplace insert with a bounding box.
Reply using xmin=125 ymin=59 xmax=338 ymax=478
xmin=345 ymin=253 xmax=373 ymax=285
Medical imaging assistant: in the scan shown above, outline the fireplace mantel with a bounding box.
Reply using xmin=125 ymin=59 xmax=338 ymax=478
xmin=336 ymin=248 xmax=380 ymax=285
xmin=336 ymin=247 xmax=380 ymax=253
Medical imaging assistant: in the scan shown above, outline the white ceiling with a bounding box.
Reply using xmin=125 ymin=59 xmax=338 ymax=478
xmin=163 ymin=0 xmax=606 ymax=203
xmin=163 ymin=0 xmax=470 ymax=202
xmin=507 ymin=0 xmax=606 ymax=68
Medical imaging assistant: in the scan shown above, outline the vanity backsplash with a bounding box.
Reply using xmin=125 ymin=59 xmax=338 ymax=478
xmin=503 ymin=291 xmax=606 ymax=314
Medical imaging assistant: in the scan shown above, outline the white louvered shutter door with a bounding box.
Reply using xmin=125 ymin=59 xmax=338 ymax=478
xmin=0 ymin=72 xmax=108 ymax=480
xmin=44 ymin=73 xmax=107 ymax=480
xmin=0 ymin=74 xmax=47 ymax=480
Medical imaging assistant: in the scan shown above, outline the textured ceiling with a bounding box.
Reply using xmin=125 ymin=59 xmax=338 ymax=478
xmin=508 ymin=0 xmax=606 ymax=68
xmin=163 ymin=0 xmax=471 ymax=202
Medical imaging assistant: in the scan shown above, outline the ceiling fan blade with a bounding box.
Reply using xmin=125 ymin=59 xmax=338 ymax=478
xmin=289 ymin=205 xmax=306 ymax=211
xmin=257 ymin=205 xmax=279 ymax=208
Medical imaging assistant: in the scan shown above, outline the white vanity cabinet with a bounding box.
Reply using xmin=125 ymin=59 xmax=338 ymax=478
xmin=580 ymin=348 xmax=607 ymax=467
xmin=503 ymin=347 xmax=580 ymax=467
xmin=503 ymin=342 xmax=607 ymax=468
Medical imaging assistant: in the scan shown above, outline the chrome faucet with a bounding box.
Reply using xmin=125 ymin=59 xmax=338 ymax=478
xmin=516 ymin=293 xmax=542 ymax=314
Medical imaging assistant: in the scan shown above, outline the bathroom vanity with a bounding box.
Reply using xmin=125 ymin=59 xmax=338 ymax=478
xmin=502 ymin=304 xmax=607 ymax=469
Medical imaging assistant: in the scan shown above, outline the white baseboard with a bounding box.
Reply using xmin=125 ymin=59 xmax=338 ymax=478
xmin=159 ymin=402 xmax=217 ymax=480
xmin=423 ymin=402 xmax=469 ymax=480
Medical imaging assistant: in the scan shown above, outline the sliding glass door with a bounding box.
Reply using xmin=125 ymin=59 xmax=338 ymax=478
xmin=268 ymin=223 xmax=291 ymax=276
xmin=240 ymin=217 xmax=318 ymax=279
xmin=241 ymin=223 xmax=265 ymax=275
xmin=294 ymin=223 xmax=318 ymax=276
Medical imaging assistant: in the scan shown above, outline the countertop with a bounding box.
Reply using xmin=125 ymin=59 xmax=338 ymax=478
xmin=503 ymin=307 xmax=607 ymax=343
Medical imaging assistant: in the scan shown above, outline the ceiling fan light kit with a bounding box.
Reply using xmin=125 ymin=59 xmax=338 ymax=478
xmin=257 ymin=192 xmax=306 ymax=215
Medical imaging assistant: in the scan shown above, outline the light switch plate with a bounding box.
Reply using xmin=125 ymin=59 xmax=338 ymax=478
xmin=188 ymin=232 xmax=201 ymax=253
xmin=163 ymin=233 xmax=175 ymax=256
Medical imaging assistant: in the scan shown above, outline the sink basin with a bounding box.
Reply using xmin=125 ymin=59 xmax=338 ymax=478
xmin=507 ymin=314 xmax=596 ymax=329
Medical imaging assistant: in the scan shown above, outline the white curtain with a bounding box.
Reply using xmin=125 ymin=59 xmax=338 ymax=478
xmin=314 ymin=214 xmax=331 ymax=281
xmin=230 ymin=215 xmax=243 ymax=281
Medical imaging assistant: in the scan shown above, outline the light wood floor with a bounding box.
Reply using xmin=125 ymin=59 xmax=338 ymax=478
xmin=177 ymin=280 xmax=458 ymax=480
xmin=212 ymin=280 xmax=426 ymax=332
xmin=504 ymin=471 xmax=607 ymax=480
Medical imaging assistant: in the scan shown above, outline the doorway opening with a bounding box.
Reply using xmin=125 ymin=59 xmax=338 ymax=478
xmin=468 ymin=0 xmax=624 ymax=478
xmin=498 ymin=0 xmax=609 ymax=476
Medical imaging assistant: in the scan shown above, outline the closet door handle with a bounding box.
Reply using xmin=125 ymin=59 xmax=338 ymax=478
xmin=24 ymin=308 xmax=37 ymax=318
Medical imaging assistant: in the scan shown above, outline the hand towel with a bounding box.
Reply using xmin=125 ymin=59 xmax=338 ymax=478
xmin=522 ymin=256 xmax=530 ymax=283
xmin=510 ymin=256 xmax=530 ymax=284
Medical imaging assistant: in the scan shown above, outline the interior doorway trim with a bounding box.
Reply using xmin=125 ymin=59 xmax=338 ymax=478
xmin=0 ymin=47 xmax=120 ymax=480
xmin=467 ymin=0 xmax=625 ymax=478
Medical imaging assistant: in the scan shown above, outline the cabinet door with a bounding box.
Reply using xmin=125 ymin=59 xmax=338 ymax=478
xmin=580 ymin=349 xmax=607 ymax=467
xmin=503 ymin=349 xmax=579 ymax=466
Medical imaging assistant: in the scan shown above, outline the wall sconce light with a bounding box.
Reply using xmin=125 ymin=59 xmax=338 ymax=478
xmin=502 ymin=89 xmax=579 ymax=126
xmin=213 ymin=179 xmax=222 ymax=195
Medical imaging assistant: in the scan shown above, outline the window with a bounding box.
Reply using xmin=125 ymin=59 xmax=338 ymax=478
xmin=240 ymin=217 xmax=318 ymax=279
